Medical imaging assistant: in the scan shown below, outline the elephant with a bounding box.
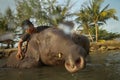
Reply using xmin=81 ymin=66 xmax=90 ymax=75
xmin=0 ymin=32 xmax=15 ymax=48
xmin=6 ymin=28 xmax=90 ymax=73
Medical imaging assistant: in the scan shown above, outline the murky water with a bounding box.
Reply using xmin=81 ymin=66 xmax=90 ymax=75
xmin=0 ymin=50 xmax=120 ymax=80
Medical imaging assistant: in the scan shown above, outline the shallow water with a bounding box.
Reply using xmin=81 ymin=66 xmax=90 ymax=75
xmin=0 ymin=50 xmax=120 ymax=80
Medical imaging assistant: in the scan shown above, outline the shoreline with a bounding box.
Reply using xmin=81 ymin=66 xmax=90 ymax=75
xmin=0 ymin=40 xmax=120 ymax=58
xmin=90 ymin=40 xmax=120 ymax=52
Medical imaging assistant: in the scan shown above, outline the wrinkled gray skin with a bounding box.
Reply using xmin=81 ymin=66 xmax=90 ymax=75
xmin=6 ymin=28 xmax=89 ymax=73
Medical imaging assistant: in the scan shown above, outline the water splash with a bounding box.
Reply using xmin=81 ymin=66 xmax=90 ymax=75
xmin=58 ymin=22 xmax=74 ymax=35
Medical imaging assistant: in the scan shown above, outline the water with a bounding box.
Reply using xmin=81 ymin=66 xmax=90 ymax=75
xmin=0 ymin=50 xmax=120 ymax=80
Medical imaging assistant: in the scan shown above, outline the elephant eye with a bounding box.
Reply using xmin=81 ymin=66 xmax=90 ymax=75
xmin=58 ymin=52 xmax=63 ymax=58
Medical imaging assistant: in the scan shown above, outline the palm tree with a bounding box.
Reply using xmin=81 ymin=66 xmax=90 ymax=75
xmin=75 ymin=8 xmax=94 ymax=42
xmin=86 ymin=0 xmax=118 ymax=42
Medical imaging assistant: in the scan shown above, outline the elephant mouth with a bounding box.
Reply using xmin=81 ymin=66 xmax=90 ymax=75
xmin=64 ymin=56 xmax=85 ymax=73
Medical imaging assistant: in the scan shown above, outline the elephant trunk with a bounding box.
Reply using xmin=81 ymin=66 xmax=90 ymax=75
xmin=65 ymin=56 xmax=85 ymax=73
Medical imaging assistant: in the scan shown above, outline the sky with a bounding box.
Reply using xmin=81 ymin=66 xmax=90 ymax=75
xmin=0 ymin=0 xmax=120 ymax=33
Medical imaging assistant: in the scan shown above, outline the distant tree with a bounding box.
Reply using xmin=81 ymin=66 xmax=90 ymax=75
xmin=44 ymin=0 xmax=74 ymax=27
xmin=98 ymin=30 xmax=120 ymax=40
xmin=15 ymin=0 xmax=75 ymax=27
xmin=15 ymin=0 xmax=54 ymax=25
xmin=0 ymin=16 xmax=7 ymax=33
xmin=5 ymin=7 xmax=16 ymax=32
xmin=15 ymin=0 xmax=33 ymax=25
xmin=0 ymin=7 xmax=16 ymax=33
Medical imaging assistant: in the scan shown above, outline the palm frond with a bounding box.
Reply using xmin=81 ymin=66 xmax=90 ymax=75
xmin=100 ymin=4 xmax=109 ymax=13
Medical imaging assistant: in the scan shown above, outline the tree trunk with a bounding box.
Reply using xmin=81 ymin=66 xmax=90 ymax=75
xmin=85 ymin=23 xmax=94 ymax=42
xmin=95 ymin=23 xmax=98 ymax=42
xmin=88 ymin=29 xmax=94 ymax=42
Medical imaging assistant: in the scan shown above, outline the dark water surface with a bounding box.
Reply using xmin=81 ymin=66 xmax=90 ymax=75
xmin=0 ymin=50 xmax=120 ymax=80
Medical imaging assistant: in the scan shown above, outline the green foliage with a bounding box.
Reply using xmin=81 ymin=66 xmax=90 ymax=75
xmin=99 ymin=29 xmax=120 ymax=40
xmin=0 ymin=0 xmax=75 ymax=35
xmin=15 ymin=0 xmax=74 ymax=26
xmin=75 ymin=0 xmax=118 ymax=42
xmin=44 ymin=0 xmax=73 ymax=26
xmin=75 ymin=8 xmax=91 ymax=33
xmin=15 ymin=0 xmax=34 ymax=25
xmin=0 ymin=0 xmax=119 ymax=40
xmin=0 ymin=8 xmax=16 ymax=34
xmin=0 ymin=17 xmax=8 ymax=33
xmin=90 ymin=27 xmax=120 ymax=40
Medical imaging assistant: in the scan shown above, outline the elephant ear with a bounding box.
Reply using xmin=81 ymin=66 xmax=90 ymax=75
xmin=71 ymin=34 xmax=90 ymax=55
xmin=79 ymin=46 xmax=87 ymax=58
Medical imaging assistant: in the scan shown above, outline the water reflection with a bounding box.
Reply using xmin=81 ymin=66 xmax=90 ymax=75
xmin=0 ymin=50 xmax=120 ymax=80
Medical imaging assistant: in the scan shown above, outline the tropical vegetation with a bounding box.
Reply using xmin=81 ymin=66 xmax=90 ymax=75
xmin=0 ymin=0 xmax=119 ymax=41
xmin=75 ymin=0 xmax=118 ymax=42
